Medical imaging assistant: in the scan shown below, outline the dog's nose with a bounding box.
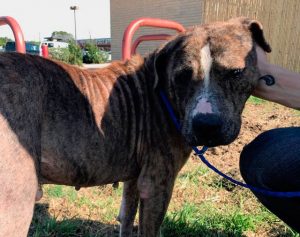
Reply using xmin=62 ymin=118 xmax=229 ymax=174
xmin=192 ymin=98 xmax=213 ymax=116
xmin=192 ymin=113 xmax=223 ymax=146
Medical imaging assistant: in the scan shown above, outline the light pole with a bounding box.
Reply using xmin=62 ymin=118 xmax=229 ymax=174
xmin=70 ymin=6 xmax=79 ymax=44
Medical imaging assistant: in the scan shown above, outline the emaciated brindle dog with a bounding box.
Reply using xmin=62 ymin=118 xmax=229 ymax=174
xmin=0 ymin=17 xmax=271 ymax=237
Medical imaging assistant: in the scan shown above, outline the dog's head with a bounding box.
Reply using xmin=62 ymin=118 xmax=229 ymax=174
xmin=154 ymin=17 xmax=271 ymax=147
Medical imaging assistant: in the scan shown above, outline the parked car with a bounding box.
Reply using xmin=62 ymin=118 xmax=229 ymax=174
xmin=5 ymin=41 xmax=41 ymax=55
xmin=42 ymin=41 xmax=68 ymax=48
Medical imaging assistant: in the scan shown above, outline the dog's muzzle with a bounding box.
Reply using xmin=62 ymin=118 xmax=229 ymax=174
xmin=191 ymin=113 xmax=225 ymax=147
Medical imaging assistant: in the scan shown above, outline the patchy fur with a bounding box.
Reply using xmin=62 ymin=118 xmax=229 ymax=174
xmin=0 ymin=17 xmax=270 ymax=237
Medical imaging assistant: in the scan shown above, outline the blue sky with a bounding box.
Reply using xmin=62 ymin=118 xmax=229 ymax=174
xmin=0 ymin=0 xmax=110 ymax=41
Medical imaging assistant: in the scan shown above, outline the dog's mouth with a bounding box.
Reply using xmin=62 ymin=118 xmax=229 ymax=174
xmin=186 ymin=134 xmax=235 ymax=147
xmin=183 ymin=114 xmax=240 ymax=147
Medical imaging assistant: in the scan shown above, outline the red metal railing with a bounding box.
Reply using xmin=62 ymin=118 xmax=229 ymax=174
xmin=131 ymin=34 xmax=172 ymax=55
xmin=122 ymin=18 xmax=185 ymax=60
xmin=0 ymin=16 xmax=25 ymax=53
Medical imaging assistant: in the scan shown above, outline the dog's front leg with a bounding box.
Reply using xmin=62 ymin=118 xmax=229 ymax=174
xmin=118 ymin=179 xmax=139 ymax=237
xmin=137 ymin=172 xmax=175 ymax=237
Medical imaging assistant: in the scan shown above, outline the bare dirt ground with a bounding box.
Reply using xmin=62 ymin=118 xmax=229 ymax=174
xmin=203 ymin=101 xmax=300 ymax=175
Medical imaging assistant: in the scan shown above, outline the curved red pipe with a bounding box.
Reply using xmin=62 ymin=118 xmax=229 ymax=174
xmin=131 ymin=34 xmax=172 ymax=55
xmin=122 ymin=18 xmax=185 ymax=60
xmin=0 ymin=16 xmax=25 ymax=53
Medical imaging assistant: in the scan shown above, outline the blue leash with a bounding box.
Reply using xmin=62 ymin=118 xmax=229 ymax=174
xmin=160 ymin=91 xmax=300 ymax=198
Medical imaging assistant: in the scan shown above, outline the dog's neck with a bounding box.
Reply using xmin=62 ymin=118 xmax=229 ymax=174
xmin=108 ymin=53 xmax=190 ymax=164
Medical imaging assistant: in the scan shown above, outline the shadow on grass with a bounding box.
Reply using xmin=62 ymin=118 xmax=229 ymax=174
xmin=29 ymin=203 xmax=121 ymax=237
xmin=162 ymin=218 xmax=245 ymax=237
xmin=29 ymin=203 xmax=298 ymax=237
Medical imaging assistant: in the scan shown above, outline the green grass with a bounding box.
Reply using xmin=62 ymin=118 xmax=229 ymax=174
xmin=161 ymin=203 xmax=296 ymax=237
xmin=33 ymin=163 xmax=299 ymax=237
xmin=162 ymin=202 xmax=255 ymax=237
xmin=29 ymin=203 xmax=82 ymax=237
xmin=45 ymin=185 xmax=64 ymax=198
xmin=37 ymin=167 xmax=298 ymax=236
xmin=247 ymin=96 xmax=267 ymax=105
xmin=178 ymin=165 xmax=209 ymax=186
xmin=45 ymin=185 xmax=78 ymax=201
xmin=32 ymin=182 xmax=298 ymax=237
xmin=31 ymin=217 xmax=82 ymax=237
xmin=31 ymin=161 xmax=299 ymax=237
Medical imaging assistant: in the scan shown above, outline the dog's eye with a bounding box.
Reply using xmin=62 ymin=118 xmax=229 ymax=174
xmin=174 ymin=68 xmax=193 ymax=84
xmin=227 ymin=68 xmax=245 ymax=79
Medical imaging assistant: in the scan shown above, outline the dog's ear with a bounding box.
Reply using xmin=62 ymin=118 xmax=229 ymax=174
xmin=153 ymin=47 xmax=168 ymax=89
xmin=153 ymin=35 xmax=186 ymax=89
xmin=248 ymin=20 xmax=271 ymax=53
xmin=238 ymin=18 xmax=271 ymax=53
xmin=230 ymin=17 xmax=271 ymax=52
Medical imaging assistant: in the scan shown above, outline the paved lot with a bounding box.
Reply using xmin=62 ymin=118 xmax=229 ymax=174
xmin=83 ymin=63 xmax=111 ymax=69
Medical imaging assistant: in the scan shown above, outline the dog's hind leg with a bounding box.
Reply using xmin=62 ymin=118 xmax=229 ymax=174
xmin=0 ymin=119 xmax=38 ymax=237
xmin=118 ymin=179 xmax=139 ymax=237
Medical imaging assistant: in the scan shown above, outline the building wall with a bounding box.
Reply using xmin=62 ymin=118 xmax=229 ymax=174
xmin=202 ymin=0 xmax=300 ymax=72
xmin=111 ymin=0 xmax=300 ymax=72
xmin=110 ymin=0 xmax=203 ymax=60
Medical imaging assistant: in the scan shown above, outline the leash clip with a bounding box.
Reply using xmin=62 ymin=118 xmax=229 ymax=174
xmin=195 ymin=146 xmax=208 ymax=156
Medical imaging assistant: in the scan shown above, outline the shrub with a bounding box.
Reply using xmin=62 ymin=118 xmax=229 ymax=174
xmin=0 ymin=37 xmax=12 ymax=47
xmin=48 ymin=41 xmax=82 ymax=66
xmin=49 ymin=47 xmax=70 ymax=64
xmin=68 ymin=41 xmax=83 ymax=66
xmin=83 ymin=43 xmax=108 ymax=64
